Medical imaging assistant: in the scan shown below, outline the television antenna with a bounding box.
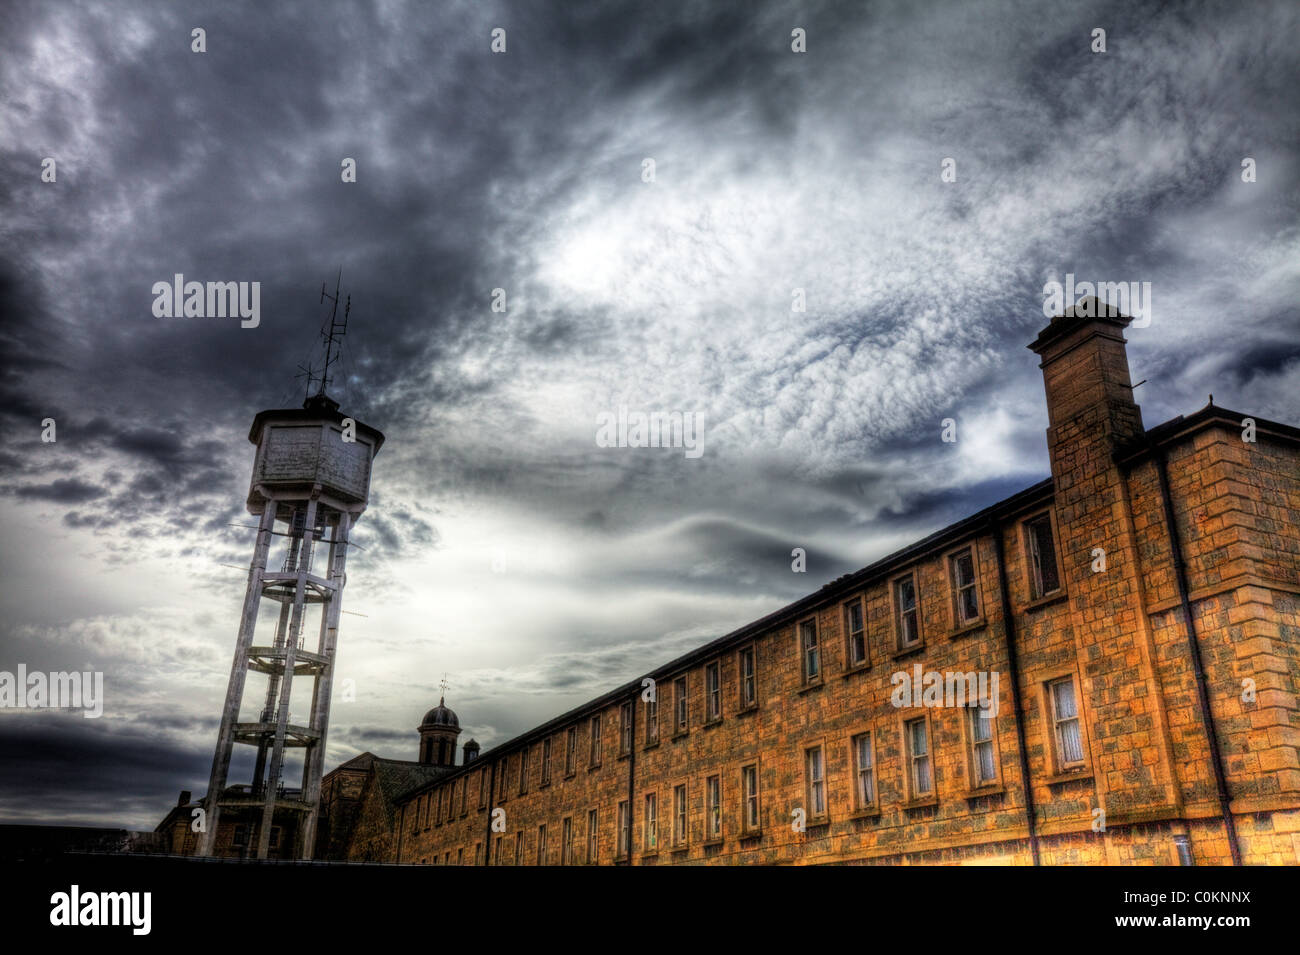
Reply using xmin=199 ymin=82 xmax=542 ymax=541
xmin=316 ymin=268 xmax=351 ymax=398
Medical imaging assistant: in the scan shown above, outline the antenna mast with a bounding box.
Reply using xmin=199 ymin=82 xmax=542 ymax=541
xmin=317 ymin=268 xmax=351 ymax=398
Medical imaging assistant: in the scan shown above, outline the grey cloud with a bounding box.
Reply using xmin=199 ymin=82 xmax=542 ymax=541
xmin=12 ymin=478 xmax=108 ymax=503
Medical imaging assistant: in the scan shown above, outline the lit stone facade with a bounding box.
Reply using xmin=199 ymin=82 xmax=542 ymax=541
xmin=318 ymin=305 xmax=1300 ymax=865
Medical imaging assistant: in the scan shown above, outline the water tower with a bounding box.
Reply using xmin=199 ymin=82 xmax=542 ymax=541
xmin=198 ymin=280 xmax=383 ymax=860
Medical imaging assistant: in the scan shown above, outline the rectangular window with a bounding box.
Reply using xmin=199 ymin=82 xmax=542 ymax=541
xmin=495 ymin=836 xmax=504 ymax=865
xmin=806 ymin=746 xmax=826 ymax=817
xmin=617 ymin=800 xmax=630 ymax=858
xmin=739 ymin=646 xmax=756 ymax=708
xmin=620 ymin=702 xmax=633 ymax=755
xmin=514 ymin=831 xmax=523 ymax=865
xmin=457 ymin=848 xmax=463 ymax=865
xmin=589 ymin=715 xmax=602 ymax=767
xmin=587 ymin=809 xmax=598 ymax=863
xmin=742 ymin=765 xmax=760 ymax=832
xmin=800 ymin=618 xmax=820 ymax=683
xmin=970 ymin=707 xmax=997 ymax=785
xmin=475 ymin=842 xmax=481 ymax=866
xmin=1049 ymin=676 xmax=1085 ymax=768
xmin=537 ymin=824 xmax=548 ymax=865
xmin=895 ymin=574 xmax=920 ymax=648
xmin=674 ymin=676 xmax=688 ymax=732
xmin=844 ymin=598 xmax=866 ymax=667
xmin=565 ymin=727 xmax=577 ymax=776
xmin=478 ymin=769 xmax=487 ymax=809
xmin=950 ymin=548 xmax=980 ymax=623
xmin=561 ymin=817 xmax=573 ymax=865
xmin=498 ymin=759 xmax=509 ymax=801
xmin=853 ymin=733 xmax=875 ymax=808
xmin=541 ymin=737 xmax=552 ymax=784
xmin=706 ymin=775 xmax=722 ymax=840
xmin=1026 ymin=514 xmax=1061 ymax=598
xmin=644 ymin=793 xmax=658 ymax=850
xmin=706 ymin=661 xmax=721 ymax=721
xmin=674 ymin=784 xmax=687 ymax=846
xmin=906 ymin=717 xmax=933 ymax=797
xmin=460 ymin=777 xmax=468 ymax=816
xmin=645 ymin=695 xmax=659 ymax=744
xmin=518 ymin=745 xmax=528 ymax=795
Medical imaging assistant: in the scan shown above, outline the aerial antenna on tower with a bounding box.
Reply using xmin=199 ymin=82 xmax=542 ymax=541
xmin=316 ymin=267 xmax=351 ymax=398
xmin=294 ymin=361 xmax=322 ymax=402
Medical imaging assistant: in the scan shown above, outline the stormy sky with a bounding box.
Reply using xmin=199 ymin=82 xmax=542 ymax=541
xmin=1 ymin=0 xmax=1297 ymax=829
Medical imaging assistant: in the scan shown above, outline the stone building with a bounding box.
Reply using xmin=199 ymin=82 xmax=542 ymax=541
xmin=156 ymin=787 xmax=305 ymax=860
xmin=199 ymin=303 xmax=1300 ymax=865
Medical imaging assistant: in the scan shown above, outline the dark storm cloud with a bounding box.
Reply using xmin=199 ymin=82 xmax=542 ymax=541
xmin=348 ymin=726 xmax=413 ymax=746
xmin=0 ymin=715 xmax=211 ymax=826
xmin=11 ymin=477 xmax=108 ymax=503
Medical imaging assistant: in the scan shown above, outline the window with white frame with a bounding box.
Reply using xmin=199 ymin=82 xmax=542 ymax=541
xmin=1026 ymin=514 xmax=1062 ymax=599
xmin=906 ymin=717 xmax=933 ymax=797
xmin=706 ymin=774 xmax=722 ymax=840
xmin=644 ymin=793 xmax=658 ymax=850
xmin=645 ymin=693 xmax=659 ymax=744
xmin=739 ymin=645 xmax=756 ymax=708
xmin=617 ymin=800 xmax=630 ymax=857
xmin=806 ymin=745 xmax=826 ymax=818
xmin=950 ymin=547 xmax=980 ymax=624
xmin=895 ymin=574 xmax=920 ymax=647
xmin=620 ymin=702 xmax=632 ymax=755
xmin=969 ymin=706 xmax=997 ymax=785
xmin=706 ymin=661 xmax=721 ymax=720
xmin=853 ymin=732 xmax=875 ymax=808
xmin=674 ymin=675 xmax=688 ymax=732
xmin=742 ymin=764 xmax=760 ymax=831
xmin=800 ymin=618 xmax=820 ymax=683
xmin=1049 ymin=676 xmax=1085 ymax=768
xmin=844 ymin=598 xmax=867 ymax=667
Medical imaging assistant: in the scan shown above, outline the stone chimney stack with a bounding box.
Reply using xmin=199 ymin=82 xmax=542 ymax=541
xmin=1028 ymin=297 xmax=1145 ymax=469
xmin=1026 ymin=298 xmax=1180 ymax=821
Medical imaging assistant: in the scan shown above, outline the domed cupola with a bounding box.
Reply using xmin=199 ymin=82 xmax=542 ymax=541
xmin=421 ymin=699 xmax=459 ymax=729
xmin=418 ymin=696 xmax=462 ymax=767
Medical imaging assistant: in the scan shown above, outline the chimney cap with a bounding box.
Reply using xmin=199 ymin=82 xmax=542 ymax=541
xmin=1029 ymin=297 xmax=1133 ymax=354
